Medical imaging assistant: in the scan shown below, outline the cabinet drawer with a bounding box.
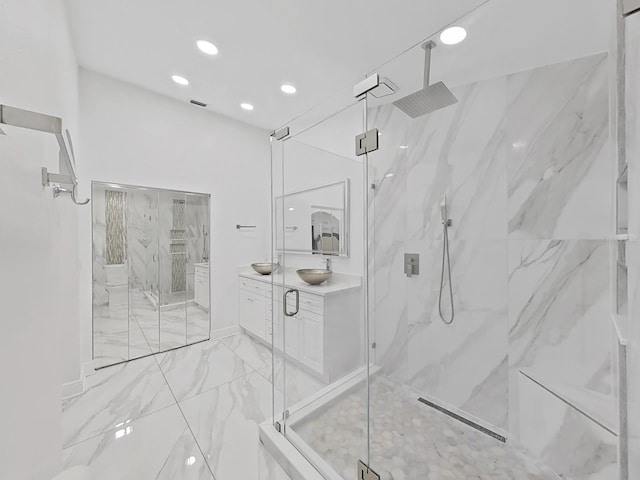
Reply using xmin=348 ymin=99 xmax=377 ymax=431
xmin=195 ymin=270 xmax=208 ymax=280
xmin=239 ymin=278 xmax=266 ymax=296
xmin=299 ymin=292 xmax=324 ymax=315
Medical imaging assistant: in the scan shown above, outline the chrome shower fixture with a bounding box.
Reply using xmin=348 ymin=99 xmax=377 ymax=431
xmin=0 ymin=104 xmax=89 ymax=205
xmin=393 ymin=41 xmax=458 ymax=118
xmin=439 ymin=194 xmax=454 ymax=324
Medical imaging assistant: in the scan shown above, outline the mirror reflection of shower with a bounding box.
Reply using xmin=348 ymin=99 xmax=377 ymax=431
xmin=311 ymin=208 xmax=341 ymax=255
xmin=92 ymin=182 xmax=211 ymax=368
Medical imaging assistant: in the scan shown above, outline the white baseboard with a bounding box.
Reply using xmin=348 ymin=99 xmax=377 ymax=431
xmin=82 ymin=359 xmax=102 ymax=377
xmin=211 ymin=325 xmax=241 ymax=340
xmin=61 ymin=379 xmax=84 ymax=399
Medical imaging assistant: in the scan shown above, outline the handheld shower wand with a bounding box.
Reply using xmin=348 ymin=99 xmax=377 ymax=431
xmin=438 ymin=195 xmax=454 ymax=324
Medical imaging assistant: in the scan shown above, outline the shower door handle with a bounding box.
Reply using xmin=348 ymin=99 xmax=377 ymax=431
xmin=283 ymin=289 xmax=299 ymax=317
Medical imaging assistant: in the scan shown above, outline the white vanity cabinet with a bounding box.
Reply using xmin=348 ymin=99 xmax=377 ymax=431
xmin=194 ymin=263 xmax=210 ymax=309
xmin=238 ymin=277 xmax=271 ymax=339
xmin=238 ymin=272 xmax=361 ymax=383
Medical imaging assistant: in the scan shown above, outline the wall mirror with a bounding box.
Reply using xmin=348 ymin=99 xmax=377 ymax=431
xmin=275 ymin=180 xmax=349 ymax=256
xmin=91 ymin=181 xmax=210 ymax=368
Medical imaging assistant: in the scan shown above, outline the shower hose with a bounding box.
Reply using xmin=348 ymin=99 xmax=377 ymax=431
xmin=438 ymin=219 xmax=454 ymax=324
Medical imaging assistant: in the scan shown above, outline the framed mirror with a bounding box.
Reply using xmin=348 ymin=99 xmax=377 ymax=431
xmin=275 ymin=180 xmax=349 ymax=256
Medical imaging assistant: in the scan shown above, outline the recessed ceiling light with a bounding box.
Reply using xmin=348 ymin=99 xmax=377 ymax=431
xmin=241 ymin=103 xmax=254 ymax=111
xmin=400 ymin=145 xmax=409 ymax=149
xmin=172 ymin=75 xmax=189 ymax=86
xmin=281 ymin=84 xmax=297 ymax=94
xmin=196 ymin=40 xmax=218 ymax=55
xmin=288 ymin=207 xmax=295 ymax=211
xmin=440 ymin=26 xmax=467 ymax=45
xmin=385 ymin=173 xmax=394 ymax=178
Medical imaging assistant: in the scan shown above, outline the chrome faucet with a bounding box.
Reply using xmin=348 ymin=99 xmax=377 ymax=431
xmin=324 ymin=257 xmax=332 ymax=271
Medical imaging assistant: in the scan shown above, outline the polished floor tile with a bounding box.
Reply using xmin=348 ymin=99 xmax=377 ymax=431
xmin=159 ymin=339 xmax=254 ymax=401
xmin=63 ymin=333 xmax=291 ymax=480
xmin=220 ymin=333 xmax=271 ymax=371
xmin=179 ymin=371 xmax=289 ymax=480
xmin=258 ymin=355 xmax=327 ymax=406
xmin=62 ymin=355 xmax=175 ymax=448
xmin=63 ymin=405 xmax=214 ymax=480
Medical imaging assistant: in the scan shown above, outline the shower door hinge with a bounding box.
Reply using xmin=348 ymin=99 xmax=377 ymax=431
xmin=272 ymin=126 xmax=290 ymax=140
xmin=357 ymin=460 xmax=380 ymax=480
xmin=354 ymin=73 xmax=380 ymax=98
xmin=355 ymin=128 xmax=379 ymax=156
xmin=275 ymin=421 xmax=282 ymax=433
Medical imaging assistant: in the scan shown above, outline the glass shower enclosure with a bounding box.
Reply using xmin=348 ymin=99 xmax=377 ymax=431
xmin=91 ymin=182 xmax=211 ymax=368
xmin=266 ymin=0 xmax=630 ymax=479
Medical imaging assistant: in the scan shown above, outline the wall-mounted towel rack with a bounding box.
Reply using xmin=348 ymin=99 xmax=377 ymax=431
xmin=236 ymin=224 xmax=257 ymax=230
xmin=0 ymin=104 xmax=89 ymax=205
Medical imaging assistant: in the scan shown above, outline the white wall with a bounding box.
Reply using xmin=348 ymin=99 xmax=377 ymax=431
xmin=77 ymin=70 xmax=270 ymax=365
xmin=0 ymin=0 xmax=80 ymax=478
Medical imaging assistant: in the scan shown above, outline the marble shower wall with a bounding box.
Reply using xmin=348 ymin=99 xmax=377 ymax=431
xmin=370 ymin=52 xmax=614 ymax=478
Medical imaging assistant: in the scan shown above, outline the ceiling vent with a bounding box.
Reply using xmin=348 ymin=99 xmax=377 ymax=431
xmin=190 ymin=99 xmax=207 ymax=108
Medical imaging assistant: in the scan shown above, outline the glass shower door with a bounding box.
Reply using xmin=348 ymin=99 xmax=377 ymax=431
xmin=272 ymin=88 xmax=372 ymax=478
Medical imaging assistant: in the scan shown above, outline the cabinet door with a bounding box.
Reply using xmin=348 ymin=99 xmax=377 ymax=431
xmin=284 ymin=314 xmax=300 ymax=361
xmin=299 ymin=311 xmax=324 ymax=373
xmin=238 ymin=291 xmax=264 ymax=340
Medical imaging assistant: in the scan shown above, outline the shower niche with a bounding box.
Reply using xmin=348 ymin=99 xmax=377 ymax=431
xmin=91 ymin=181 xmax=210 ymax=368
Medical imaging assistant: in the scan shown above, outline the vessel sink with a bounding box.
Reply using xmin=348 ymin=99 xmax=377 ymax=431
xmin=251 ymin=263 xmax=273 ymax=275
xmin=296 ymin=269 xmax=332 ymax=285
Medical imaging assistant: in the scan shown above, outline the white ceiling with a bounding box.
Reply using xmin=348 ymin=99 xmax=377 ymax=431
xmin=64 ymin=0 xmax=489 ymax=131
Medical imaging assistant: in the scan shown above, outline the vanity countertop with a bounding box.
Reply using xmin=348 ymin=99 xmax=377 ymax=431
xmin=238 ymin=267 xmax=361 ymax=297
xmin=194 ymin=263 xmax=209 ymax=268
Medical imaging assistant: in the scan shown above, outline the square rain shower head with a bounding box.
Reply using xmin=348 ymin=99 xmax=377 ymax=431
xmin=392 ymin=82 xmax=458 ymax=118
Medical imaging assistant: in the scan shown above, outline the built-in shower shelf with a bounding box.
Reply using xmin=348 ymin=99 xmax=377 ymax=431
xmin=519 ymin=369 xmax=617 ymax=436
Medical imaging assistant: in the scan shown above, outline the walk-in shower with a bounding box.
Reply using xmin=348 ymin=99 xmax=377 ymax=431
xmin=263 ymin=0 xmax=628 ymax=479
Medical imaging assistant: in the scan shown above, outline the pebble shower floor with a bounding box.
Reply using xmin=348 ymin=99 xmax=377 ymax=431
xmin=294 ymin=376 xmax=562 ymax=480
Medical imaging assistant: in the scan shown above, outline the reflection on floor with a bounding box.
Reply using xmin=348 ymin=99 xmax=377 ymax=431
xmin=93 ymin=289 xmax=209 ymax=367
xmin=63 ymin=333 xmax=291 ymax=480
xmin=294 ymin=376 xmax=562 ymax=480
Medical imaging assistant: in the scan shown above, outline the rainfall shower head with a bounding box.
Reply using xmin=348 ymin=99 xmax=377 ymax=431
xmin=393 ymin=41 xmax=458 ymax=118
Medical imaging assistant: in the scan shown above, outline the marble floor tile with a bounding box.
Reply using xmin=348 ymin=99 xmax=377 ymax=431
xmin=179 ymin=371 xmax=287 ymax=480
xmin=159 ymin=339 xmax=254 ymax=401
xmin=257 ymin=356 xmax=327 ymax=406
xmin=220 ymin=332 xmax=272 ymax=371
xmin=62 ymin=355 xmax=175 ymax=448
xmin=63 ymin=405 xmax=214 ymax=480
